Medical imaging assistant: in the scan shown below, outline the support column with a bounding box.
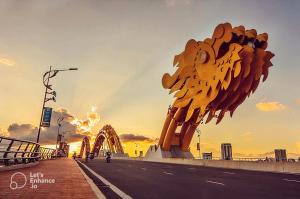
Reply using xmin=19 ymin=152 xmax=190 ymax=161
xmin=180 ymin=122 xmax=198 ymax=152
xmin=162 ymin=108 xmax=183 ymax=151
xmin=179 ymin=121 xmax=190 ymax=143
xmin=158 ymin=107 xmax=177 ymax=146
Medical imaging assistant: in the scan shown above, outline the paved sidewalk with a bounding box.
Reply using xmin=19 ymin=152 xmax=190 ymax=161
xmin=0 ymin=158 xmax=97 ymax=199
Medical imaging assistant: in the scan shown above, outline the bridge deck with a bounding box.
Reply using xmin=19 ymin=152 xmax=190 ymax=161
xmin=0 ymin=158 xmax=97 ymax=199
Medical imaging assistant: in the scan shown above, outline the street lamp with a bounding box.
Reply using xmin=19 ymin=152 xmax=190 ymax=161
xmin=36 ymin=66 xmax=78 ymax=143
xmin=56 ymin=115 xmax=73 ymax=157
xmin=135 ymin=143 xmax=139 ymax=157
xmin=196 ymin=128 xmax=201 ymax=159
xmin=60 ymin=130 xmax=72 ymax=142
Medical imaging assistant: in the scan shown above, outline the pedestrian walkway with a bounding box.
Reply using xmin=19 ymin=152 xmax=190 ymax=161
xmin=0 ymin=158 xmax=98 ymax=199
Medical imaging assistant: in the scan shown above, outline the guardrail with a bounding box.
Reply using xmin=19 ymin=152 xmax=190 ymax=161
xmin=0 ymin=136 xmax=56 ymax=167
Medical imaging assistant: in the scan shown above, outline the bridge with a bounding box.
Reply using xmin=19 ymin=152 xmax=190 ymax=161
xmin=1 ymin=133 xmax=300 ymax=199
xmin=1 ymin=23 xmax=299 ymax=199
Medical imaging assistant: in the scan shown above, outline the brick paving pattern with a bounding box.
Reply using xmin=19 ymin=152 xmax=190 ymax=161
xmin=0 ymin=158 xmax=97 ymax=199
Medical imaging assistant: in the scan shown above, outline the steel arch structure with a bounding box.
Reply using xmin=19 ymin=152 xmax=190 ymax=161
xmin=159 ymin=22 xmax=274 ymax=152
xmin=91 ymin=133 xmax=105 ymax=157
xmin=79 ymin=136 xmax=90 ymax=158
xmin=79 ymin=124 xmax=124 ymax=158
xmin=94 ymin=124 xmax=124 ymax=154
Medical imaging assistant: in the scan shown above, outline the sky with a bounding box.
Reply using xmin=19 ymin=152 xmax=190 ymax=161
xmin=0 ymin=0 xmax=300 ymax=158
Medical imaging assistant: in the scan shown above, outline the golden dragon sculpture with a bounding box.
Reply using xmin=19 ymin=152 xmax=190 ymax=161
xmin=159 ymin=23 xmax=274 ymax=152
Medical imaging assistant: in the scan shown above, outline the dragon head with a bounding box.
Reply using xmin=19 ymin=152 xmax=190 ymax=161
xmin=162 ymin=23 xmax=274 ymax=124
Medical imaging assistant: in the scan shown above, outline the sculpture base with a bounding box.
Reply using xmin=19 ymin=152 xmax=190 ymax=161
xmin=144 ymin=145 xmax=194 ymax=160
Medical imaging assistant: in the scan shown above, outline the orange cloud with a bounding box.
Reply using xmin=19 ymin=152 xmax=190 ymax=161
xmin=71 ymin=106 xmax=100 ymax=134
xmin=119 ymin=133 xmax=157 ymax=143
xmin=256 ymin=101 xmax=286 ymax=112
xmin=0 ymin=57 xmax=15 ymax=66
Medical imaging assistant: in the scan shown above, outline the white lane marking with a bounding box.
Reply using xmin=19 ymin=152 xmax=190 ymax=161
xmin=77 ymin=160 xmax=133 ymax=199
xmin=188 ymin=167 xmax=196 ymax=170
xmin=76 ymin=160 xmax=107 ymax=199
xmin=163 ymin=171 xmax=174 ymax=175
xmin=283 ymin=178 xmax=300 ymax=183
xmin=141 ymin=167 xmax=147 ymax=170
xmin=223 ymin=171 xmax=235 ymax=175
xmin=206 ymin=180 xmax=225 ymax=186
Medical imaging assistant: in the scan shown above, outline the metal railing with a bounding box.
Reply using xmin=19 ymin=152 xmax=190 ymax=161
xmin=0 ymin=136 xmax=56 ymax=166
xmin=40 ymin=147 xmax=56 ymax=160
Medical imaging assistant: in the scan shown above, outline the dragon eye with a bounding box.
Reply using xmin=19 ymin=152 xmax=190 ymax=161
xmin=198 ymin=50 xmax=208 ymax=63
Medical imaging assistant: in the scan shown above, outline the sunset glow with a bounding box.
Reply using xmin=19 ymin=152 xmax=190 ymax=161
xmin=0 ymin=0 xmax=299 ymax=159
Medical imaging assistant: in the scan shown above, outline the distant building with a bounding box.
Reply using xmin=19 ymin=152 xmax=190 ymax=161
xmin=202 ymin=152 xmax=212 ymax=160
xmin=221 ymin=143 xmax=232 ymax=160
xmin=274 ymin=149 xmax=287 ymax=162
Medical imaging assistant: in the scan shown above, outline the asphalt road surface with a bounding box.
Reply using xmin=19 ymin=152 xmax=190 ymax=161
xmin=79 ymin=159 xmax=300 ymax=199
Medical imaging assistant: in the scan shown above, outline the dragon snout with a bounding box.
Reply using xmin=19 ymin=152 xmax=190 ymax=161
xmin=162 ymin=73 xmax=180 ymax=89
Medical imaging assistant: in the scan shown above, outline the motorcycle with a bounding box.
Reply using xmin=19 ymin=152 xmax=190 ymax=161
xmin=106 ymin=152 xmax=111 ymax=163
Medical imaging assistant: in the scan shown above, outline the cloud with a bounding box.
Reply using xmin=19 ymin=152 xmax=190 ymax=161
xmin=256 ymin=101 xmax=286 ymax=112
xmin=71 ymin=107 xmax=100 ymax=133
xmin=0 ymin=126 xmax=9 ymax=137
xmin=8 ymin=123 xmax=37 ymax=138
xmin=6 ymin=108 xmax=96 ymax=144
xmin=119 ymin=133 xmax=157 ymax=143
xmin=0 ymin=58 xmax=15 ymax=66
xmin=297 ymin=99 xmax=300 ymax=105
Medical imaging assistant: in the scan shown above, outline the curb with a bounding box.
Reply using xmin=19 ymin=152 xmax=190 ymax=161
xmin=74 ymin=159 xmax=106 ymax=199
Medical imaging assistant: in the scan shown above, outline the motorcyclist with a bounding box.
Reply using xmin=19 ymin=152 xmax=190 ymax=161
xmin=106 ymin=151 xmax=111 ymax=163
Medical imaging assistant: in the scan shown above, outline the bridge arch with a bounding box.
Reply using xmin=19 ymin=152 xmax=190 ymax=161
xmin=79 ymin=124 xmax=125 ymax=158
xmin=92 ymin=124 xmax=124 ymax=155
xmin=91 ymin=133 xmax=105 ymax=157
xmin=79 ymin=136 xmax=90 ymax=158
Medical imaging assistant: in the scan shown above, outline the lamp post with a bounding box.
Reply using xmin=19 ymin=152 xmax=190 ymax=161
xmin=135 ymin=143 xmax=139 ymax=157
xmin=36 ymin=66 xmax=78 ymax=143
xmin=60 ymin=130 xmax=72 ymax=142
xmin=56 ymin=115 xmax=73 ymax=157
xmin=196 ymin=128 xmax=201 ymax=159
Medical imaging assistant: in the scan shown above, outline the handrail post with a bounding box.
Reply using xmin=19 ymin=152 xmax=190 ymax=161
xmin=26 ymin=144 xmax=35 ymax=163
xmin=14 ymin=142 xmax=23 ymax=164
xmin=32 ymin=144 xmax=40 ymax=162
xmin=4 ymin=140 xmax=14 ymax=166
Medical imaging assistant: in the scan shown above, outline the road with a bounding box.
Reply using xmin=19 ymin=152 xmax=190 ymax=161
xmin=78 ymin=159 xmax=300 ymax=199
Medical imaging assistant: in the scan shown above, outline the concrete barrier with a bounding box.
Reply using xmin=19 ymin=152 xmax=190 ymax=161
xmin=113 ymin=157 xmax=300 ymax=174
